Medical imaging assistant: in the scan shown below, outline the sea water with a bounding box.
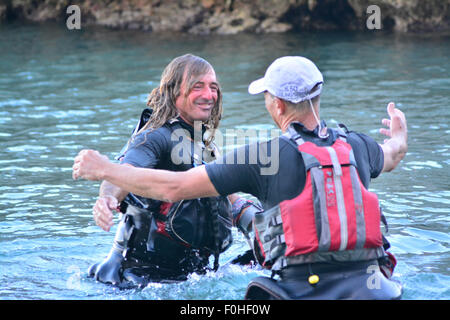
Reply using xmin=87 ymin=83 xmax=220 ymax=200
xmin=0 ymin=22 xmax=448 ymax=300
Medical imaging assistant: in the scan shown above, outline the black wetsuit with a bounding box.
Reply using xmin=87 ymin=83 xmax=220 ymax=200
xmin=89 ymin=113 xmax=231 ymax=286
xmin=205 ymin=121 xmax=402 ymax=299
xmin=119 ymin=118 xmax=211 ymax=282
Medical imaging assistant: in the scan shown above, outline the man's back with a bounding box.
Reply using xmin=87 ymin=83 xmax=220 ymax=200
xmin=206 ymin=121 xmax=384 ymax=209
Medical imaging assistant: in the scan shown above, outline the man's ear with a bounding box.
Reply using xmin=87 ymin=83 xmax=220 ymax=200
xmin=275 ymin=97 xmax=287 ymax=116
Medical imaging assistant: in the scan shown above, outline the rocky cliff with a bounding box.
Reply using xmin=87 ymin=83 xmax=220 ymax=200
xmin=1 ymin=0 xmax=449 ymax=33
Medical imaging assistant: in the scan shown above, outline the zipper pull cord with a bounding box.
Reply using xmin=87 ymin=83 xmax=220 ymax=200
xmin=209 ymin=197 xmax=221 ymax=271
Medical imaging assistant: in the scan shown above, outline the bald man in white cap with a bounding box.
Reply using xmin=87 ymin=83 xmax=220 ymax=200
xmin=73 ymin=56 xmax=407 ymax=299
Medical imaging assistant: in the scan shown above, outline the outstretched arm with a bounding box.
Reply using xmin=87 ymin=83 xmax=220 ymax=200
xmin=72 ymin=150 xmax=219 ymax=202
xmin=379 ymin=102 xmax=408 ymax=173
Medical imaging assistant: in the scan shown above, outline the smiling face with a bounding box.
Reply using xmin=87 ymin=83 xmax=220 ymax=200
xmin=175 ymin=69 xmax=219 ymax=126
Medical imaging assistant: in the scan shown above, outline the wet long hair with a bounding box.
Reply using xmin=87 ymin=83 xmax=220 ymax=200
xmin=138 ymin=54 xmax=223 ymax=147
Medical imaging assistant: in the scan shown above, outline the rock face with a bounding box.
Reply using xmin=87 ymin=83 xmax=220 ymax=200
xmin=1 ymin=0 xmax=449 ymax=33
xmin=348 ymin=0 xmax=450 ymax=32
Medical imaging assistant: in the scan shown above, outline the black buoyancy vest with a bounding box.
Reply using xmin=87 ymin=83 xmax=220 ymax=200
xmin=119 ymin=109 xmax=233 ymax=267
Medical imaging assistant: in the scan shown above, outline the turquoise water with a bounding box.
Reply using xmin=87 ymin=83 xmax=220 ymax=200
xmin=0 ymin=22 xmax=449 ymax=300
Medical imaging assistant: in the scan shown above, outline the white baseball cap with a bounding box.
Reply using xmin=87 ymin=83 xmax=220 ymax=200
xmin=248 ymin=56 xmax=323 ymax=104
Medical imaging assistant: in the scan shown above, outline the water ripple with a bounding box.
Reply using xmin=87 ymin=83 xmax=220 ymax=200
xmin=0 ymin=25 xmax=449 ymax=300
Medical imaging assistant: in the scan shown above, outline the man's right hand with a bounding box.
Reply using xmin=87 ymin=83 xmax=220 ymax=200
xmin=93 ymin=195 xmax=119 ymax=232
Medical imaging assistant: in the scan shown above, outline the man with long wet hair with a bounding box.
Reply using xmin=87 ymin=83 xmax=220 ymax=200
xmin=87 ymin=54 xmax=256 ymax=287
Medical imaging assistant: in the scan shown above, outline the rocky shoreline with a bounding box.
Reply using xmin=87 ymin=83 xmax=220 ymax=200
xmin=1 ymin=0 xmax=449 ymax=34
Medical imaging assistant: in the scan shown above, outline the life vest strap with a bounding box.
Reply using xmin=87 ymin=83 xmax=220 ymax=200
xmin=273 ymin=247 xmax=386 ymax=271
xmin=269 ymin=215 xmax=283 ymax=227
xmin=310 ymin=167 xmax=331 ymax=251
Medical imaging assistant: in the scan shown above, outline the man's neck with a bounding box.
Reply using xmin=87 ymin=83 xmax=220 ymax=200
xmin=178 ymin=114 xmax=194 ymax=127
xmin=175 ymin=116 xmax=207 ymax=140
xmin=280 ymin=112 xmax=318 ymax=133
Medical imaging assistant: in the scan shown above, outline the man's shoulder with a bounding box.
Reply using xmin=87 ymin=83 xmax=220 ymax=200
xmin=346 ymin=130 xmax=379 ymax=151
xmin=127 ymin=125 xmax=172 ymax=151
xmin=240 ymin=134 xmax=292 ymax=159
xmin=333 ymin=124 xmax=378 ymax=146
xmin=139 ymin=124 xmax=173 ymax=138
xmin=335 ymin=124 xmax=384 ymax=180
xmin=257 ymin=132 xmax=291 ymax=147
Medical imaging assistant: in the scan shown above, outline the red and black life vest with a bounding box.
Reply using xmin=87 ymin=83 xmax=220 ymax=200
xmin=254 ymin=124 xmax=386 ymax=270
